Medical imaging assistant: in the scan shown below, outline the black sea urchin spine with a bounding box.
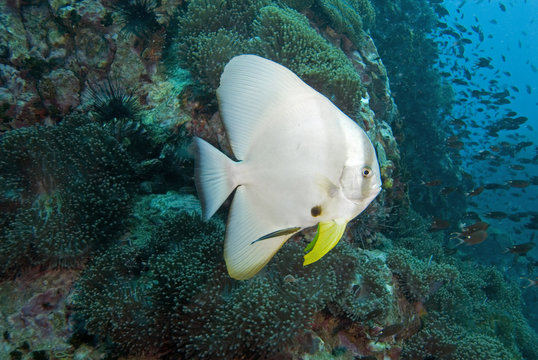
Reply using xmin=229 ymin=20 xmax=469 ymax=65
xmin=86 ymin=77 xmax=142 ymax=126
xmin=113 ymin=0 xmax=161 ymax=39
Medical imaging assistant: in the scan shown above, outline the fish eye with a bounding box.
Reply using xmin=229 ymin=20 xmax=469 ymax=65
xmin=362 ymin=167 xmax=372 ymax=177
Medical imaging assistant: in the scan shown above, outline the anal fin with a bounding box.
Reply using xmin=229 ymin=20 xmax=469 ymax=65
xmin=224 ymin=186 xmax=296 ymax=280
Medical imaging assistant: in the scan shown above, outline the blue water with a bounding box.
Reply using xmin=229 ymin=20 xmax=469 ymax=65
xmin=438 ymin=1 xmax=537 ymax=248
xmin=435 ymin=0 xmax=538 ymax=332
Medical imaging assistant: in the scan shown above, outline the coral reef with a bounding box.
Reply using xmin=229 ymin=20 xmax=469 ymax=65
xmin=0 ymin=115 xmax=136 ymax=276
xmin=171 ymin=0 xmax=367 ymax=116
xmin=171 ymin=0 xmax=267 ymax=92
xmin=387 ymin=238 xmax=538 ymax=360
xmin=335 ymin=250 xmax=395 ymax=322
xmin=1 ymin=1 xmax=536 ymax=360
xmin=74 ymin=202 xmax=366 ymax=358
xmin=74 ymin=205 xmax=222 ymax=355
xmin=427 ymin=262 xmax=538 ymax=359
xmin=388 ymin=248 xmax=459 ymax=305
xmin=0 ymin=0 xmax=174 ymax=129
xmin=168 ymin=0 xmax=402 ymax=210
xmin=179 ymin=28 xmax=250 ymax=90
xmin=401 ymin=311 xmax=514 ymax=360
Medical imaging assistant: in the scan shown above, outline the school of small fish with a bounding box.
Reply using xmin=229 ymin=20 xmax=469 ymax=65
xmin=420 ymin=0 xmax=536 ymax=285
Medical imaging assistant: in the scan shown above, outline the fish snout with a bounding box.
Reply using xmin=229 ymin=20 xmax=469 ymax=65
xmin=369 ymin=184 xmax=381 ymax=198
xmin=371 ymin=178 xmax=382 ymax=195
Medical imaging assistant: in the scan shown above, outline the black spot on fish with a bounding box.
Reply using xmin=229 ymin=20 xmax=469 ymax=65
xmin=311 ymin=205 xmax=322 ymax=217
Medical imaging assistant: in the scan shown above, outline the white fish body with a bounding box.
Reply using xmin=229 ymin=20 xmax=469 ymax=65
xmin=194 ymin=55 xmax=381 ymax=280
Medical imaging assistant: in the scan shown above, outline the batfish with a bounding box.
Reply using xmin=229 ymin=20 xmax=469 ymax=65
xmin=194 ymin=55 xmax=382 ymax=280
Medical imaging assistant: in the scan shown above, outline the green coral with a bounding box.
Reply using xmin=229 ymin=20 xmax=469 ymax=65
xmin=402 ymin=311 xmax=517 ymax=360
xmin=253 ymin=5 xmax=365 ymax=115
xmin=0 ymin=116 xmax=135 ymax=277
xmin=75 ymin=207 xmax=361 ymax=357
xmin=394 ymin=251 xmax=538 ymax=360
xmin=317 ymin=0 xmax=375 ymax=44
xmin=179 ymin=29 xmax=250 ymax=90
xmin=387 ymin=248 xmax=459 ymax=303
xmin=170 ymin=1 xmax=366 ymax=117
xmin=334 ymin=250 xmax=394 ymax=322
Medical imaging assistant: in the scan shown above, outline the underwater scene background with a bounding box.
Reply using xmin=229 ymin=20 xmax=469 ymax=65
xmin=0 ymin=0 xmax=536 ymax=359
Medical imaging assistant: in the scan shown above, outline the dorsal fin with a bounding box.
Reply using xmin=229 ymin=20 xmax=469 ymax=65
xmin=217 ymin=54 xmax=319 ymax=160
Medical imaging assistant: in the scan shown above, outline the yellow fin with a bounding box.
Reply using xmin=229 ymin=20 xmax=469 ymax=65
xmin=303 ymin=219 xmax=348 ymax=266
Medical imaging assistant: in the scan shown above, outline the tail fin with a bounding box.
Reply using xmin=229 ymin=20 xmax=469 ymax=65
xmin=194 ymin=137 xmax=237 ymax=220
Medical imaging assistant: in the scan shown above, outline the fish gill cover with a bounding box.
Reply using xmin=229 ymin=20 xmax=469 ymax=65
xmin=0 ymin=0 xmax=536 ymax=359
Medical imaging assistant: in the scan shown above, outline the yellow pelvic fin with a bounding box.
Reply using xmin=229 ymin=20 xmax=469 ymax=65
xmin=303 ymin=219 xmax=348 ymax=266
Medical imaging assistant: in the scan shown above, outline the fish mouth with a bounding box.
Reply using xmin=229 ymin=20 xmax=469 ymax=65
xmin=349 ymin=183 xmax=382 ymax=205
xmin=371 ymin=182 xmax=382 ymax=195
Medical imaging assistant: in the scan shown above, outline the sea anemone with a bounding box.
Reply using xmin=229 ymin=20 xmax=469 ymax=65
xmin=75 ymin=207 xmax=363 ymax=358
xmin=113 ymin=0 xmax=161 ymax=38
xmin=74 ymin=211 xmax=225 ymax=356
xmin=0 ymin=115 xmax=135 ymax=277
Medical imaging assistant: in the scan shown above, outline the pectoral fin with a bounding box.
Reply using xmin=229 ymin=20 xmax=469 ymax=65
xmin=315 ymin=176 xmax=339 ymax=198
xmin=303 ymin=219 xmax=348 ymax=265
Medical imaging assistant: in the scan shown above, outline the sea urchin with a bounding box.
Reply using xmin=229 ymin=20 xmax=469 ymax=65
xmin=113 ymin=0 xmax=161 ymax=38
xmin=86 ymin=77 xmax=142 ymax=126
